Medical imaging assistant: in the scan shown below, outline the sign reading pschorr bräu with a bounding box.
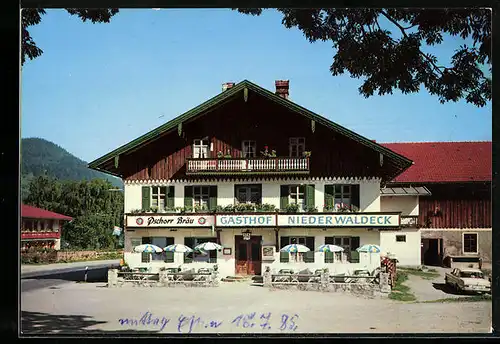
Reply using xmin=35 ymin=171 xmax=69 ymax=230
xmin=127 ymin=215 xmax=214 ymax=227
xmin=277 ymin=214 xmax=400 ymax=227
xmin=216 ymin=214 xmax=276 ymax=227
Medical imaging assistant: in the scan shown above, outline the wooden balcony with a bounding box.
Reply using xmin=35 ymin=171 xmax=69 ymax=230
xmin=186 ymin=157 xmax=310 ymax=175
xmin=21 ymin=231 xmax=60 ymax=240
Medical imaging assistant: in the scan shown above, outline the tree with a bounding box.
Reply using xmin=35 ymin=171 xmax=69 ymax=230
xmin=235 ymin=9 xmax=491 ymax=107
xmin=22 ymin=8 xmax=119 ymax=65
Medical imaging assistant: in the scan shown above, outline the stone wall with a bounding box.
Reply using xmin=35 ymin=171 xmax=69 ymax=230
xmin=421 ymin=230 xmax=492 ymax=262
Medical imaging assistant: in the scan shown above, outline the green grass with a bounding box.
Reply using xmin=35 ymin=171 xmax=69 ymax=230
xmin=419 ymin=294 xmax=492 ymax=303
xmin=389 ymin=271 xmax=417 ymax=302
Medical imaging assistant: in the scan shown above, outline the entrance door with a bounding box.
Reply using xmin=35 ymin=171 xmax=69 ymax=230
xmin=422 ymin=238 xmax=441 ymax=266
xmin=235 ymin=235 xmax=262 ymax=276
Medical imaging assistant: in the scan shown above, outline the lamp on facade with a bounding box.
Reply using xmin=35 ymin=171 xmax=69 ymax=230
xmin=242 ymin=229 xmax=252 ymax=241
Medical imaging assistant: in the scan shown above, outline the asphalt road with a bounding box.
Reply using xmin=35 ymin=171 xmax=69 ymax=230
xmin=21 ymin=264 xmax=118 ymax=293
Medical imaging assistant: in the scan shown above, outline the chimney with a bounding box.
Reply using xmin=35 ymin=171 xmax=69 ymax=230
xmin=275 ymin=80 xmax=289 ymax=99
xmin=222 ymin=82 xmax=235 ymax=92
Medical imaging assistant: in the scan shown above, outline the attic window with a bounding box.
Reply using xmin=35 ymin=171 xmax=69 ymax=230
xmin=193 ymin=139 xmax=209 ymax=158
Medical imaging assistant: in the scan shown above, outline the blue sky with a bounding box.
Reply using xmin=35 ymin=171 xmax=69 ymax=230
xmin=21 ymin=9 xmax=492 ymax=162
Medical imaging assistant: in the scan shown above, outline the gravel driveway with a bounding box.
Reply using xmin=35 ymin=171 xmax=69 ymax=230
xmin=21 ymin=280 xmax=491 ymax=334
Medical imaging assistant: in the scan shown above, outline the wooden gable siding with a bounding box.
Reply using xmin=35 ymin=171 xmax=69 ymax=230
xmin=418 ymin=183 xmax=491 ymax=228
xmin=120 ymin=94 xmax=389 ymax=181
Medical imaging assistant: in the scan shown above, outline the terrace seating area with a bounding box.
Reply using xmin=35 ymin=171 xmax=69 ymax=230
xmin=110 ymin=265 xmax=220 ymax=288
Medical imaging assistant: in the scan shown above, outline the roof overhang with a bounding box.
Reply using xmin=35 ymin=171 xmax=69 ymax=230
xmin=88 ymin=80 xmax=413 ymax=180
xmin=380 ymin=186 xmax=432 ymax=196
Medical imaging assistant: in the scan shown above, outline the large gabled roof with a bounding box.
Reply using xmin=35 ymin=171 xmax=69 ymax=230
xmin=381 ymin=141 xmax=492 ymax=183
xmin=88 ymin=79 xmax=413 ymax=176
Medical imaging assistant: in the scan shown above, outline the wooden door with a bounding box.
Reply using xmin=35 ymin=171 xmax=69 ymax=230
xmin=235 ymin=235 xmax=262 ymax=275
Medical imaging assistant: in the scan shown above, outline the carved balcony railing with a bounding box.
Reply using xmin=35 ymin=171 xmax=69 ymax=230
xmin=400 ymin=215 xmax=419 ymax=228
xmin=21 ymin=231 xmax=60 ymax=240
xmin=186 ymin=157 xmax=310 ymax=175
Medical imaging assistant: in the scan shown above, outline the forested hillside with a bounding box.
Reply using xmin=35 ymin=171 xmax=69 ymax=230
xmin=21 ymin=137 xmax=122 ymax=200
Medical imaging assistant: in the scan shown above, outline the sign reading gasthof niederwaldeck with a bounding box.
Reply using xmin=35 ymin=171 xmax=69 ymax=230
xmin=277 ymin=214 xmax=400 ymax=227
xmin=127 ymin=215 xmax=214 ymax=227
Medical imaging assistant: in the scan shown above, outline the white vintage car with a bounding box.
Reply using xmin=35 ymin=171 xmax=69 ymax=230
xmin=445 ymin=268 xmax=491 ymax=294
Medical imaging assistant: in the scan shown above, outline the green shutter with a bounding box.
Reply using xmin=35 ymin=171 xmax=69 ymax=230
xmin=324 ymin=185 xmax=334 ymax=211
xmin=209 ymin=186 xmax=218 ymax=211
xmin=141 ymin=186 xmax=151 ymax=210
xmin=280 ymin=236 xmax=290 ymax=249
xmin=280 ymin=185 xmax=289 ymax=210
xmin=165 ymin=251 xmax=174 ymax=263
xmin=184 ymin=237 xmax=194 ymax=263
xmin=184 ymin=186 xmax=193 ymax=209
xmin=351 ymin=184 xmax=360 ymax=209
xmin=350 ymin=236 xmax=360 ymax=251
xmin=324 ymin=252 xmax=334 ymax=263
xmin=304 ymin=251 xmax=315 ymax=263
xmin=305 ymin=237 xmax=315 ymax=251
xmin=280 ymin=251 xmax=289 ymax=263
xmin=166 ymin=186 xmax=175 ymax=210
xmin=305 ymin=184 xmax=315 ymax=209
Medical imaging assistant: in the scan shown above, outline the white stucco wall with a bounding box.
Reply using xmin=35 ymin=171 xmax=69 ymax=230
xmin=124 ymin=178 xmax=382 ymax=213
xmin=360 ymin=182 xmax=381 ymax=212
xmin=123 ymin=227 xmax=382 ymax=277
xmin=379 ymin=228 xmax=421 ymax=267
xmin=124 ymin=184 xmax=143 ymax=213
xmin=380 ymin=196 xmax=419 ymax=215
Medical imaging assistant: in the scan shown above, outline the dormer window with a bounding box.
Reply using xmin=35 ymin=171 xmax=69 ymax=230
xmin=289 ymin=137 xmax=305 ymax=157
xmin=193 ymin=139 xmax=209 ymax=158
xmin=242 ymin=140 xmax=256 ymax=158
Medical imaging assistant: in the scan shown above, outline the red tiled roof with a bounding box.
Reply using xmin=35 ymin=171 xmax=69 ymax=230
xmin=21 ymin=204 xmax=73 ymax=221
xmin=381 ymin=141 xmax=492 ymax=183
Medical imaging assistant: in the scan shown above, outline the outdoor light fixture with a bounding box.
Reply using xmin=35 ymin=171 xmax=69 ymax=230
xmin=242 ymin=229 xmax=252 ymax=240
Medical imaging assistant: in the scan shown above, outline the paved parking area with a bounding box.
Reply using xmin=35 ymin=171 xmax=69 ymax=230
xmin=21 ymin=281 xmax=491 ymax=334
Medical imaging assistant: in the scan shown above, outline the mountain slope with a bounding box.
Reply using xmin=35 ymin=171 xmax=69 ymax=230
xmin=21 ymin=137 xmax=123 ymax=188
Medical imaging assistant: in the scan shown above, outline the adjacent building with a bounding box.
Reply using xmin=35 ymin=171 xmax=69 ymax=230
xmin=21 ymin=204 xmax=73 ymax=251
xmin=381 ymin=142 xmax=492 ymax=267
xmin=89 ymin=79 xmax=491 ymax=276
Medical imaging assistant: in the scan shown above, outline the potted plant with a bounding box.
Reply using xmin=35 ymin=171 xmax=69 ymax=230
xmin=284 ymin=203 xmax=300 ymax=213
xmin=224 ymin=149 xmax=232 ymax=159
xmin=303 ymin=151 xmax=311 ymax=158
xmin=217 ymin=151 xmax=224 ymax=158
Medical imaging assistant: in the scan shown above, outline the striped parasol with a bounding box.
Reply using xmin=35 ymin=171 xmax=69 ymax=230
xmin=280 ymin=244 xmax=310 ymax=253
xmin=133 ymin=244 xmax=163 ymax=253
xmin=164 ymin=244 xmax=193 ymax=253
xmin=356 ymin=244 xmax=381 ymax=253
xmin=194 ymin=242 xmax=223 ymax=251
xmin=317 ymin=244 xmax=344 ymax=253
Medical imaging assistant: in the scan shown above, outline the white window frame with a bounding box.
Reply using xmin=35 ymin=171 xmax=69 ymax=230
xmin=289 ymin=237 xmax=307 ymax=262
xmin=193 ymin=186 xmax=210 ymax=209
xmin=289 ymin=137 xmax=305 ymax=157
xmin=193 ymin=139 xmax=209 ymax=158
xmin=235 ymin=185 xmax=261 ymax=204
xmin=151 ymin=186 xmax=166 ymax=210
xmin=462 ymin=232 xmax=478 ymax=254
xmin=289 ymin=185 xmax=305 ymax=209
xmin=241 ymin=140 xmax=257 ymax=158
xmin=334 ymin=185 xmax=352 ymax=208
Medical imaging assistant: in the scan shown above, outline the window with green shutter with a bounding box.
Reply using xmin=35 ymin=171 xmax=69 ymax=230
xmin=184 ymin=186 xmax=193 ymax=209
xmin=209 ymin=186 xmax=217 ymax=211
xmin=324 ymin=252 xmax=334 ymax=263
xmin=280 ymin=185 xmax=289 ymax=210
xmin=304 ymin=251 xmax=315 ymax=263
xmin=324 ymin=185 xmax=334 ymax=211
xmin=141 ymin=186 xmax=151 ymax=210
xmin=305 ymin=184 xmax=315 ymax=210
xmin=280 ymin=251 xmax=289 ymax=263
xmin=166 ymin=186 xmax=175 ymax=210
